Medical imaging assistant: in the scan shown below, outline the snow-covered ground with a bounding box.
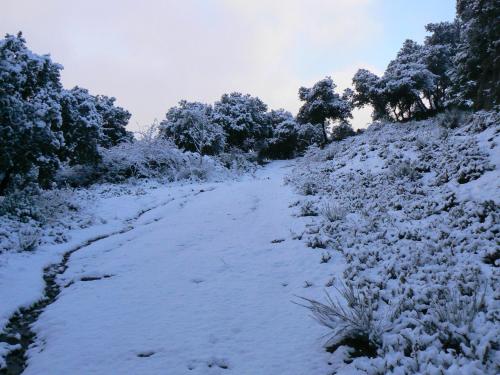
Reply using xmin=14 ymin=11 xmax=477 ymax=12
xmin=287 ymin=112 xmax=500 ymax=374
xmin=2 ymin=162 xmax=342 ymax=374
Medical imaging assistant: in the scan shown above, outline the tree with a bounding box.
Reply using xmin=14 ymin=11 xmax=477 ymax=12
xmin=353 ymin=25 xmax=460 ymax=123
xmin=0 ymin=32 xmax=64 ymax=193
xmin=0 ymin=33 xmax=133 ymax=193
xmin=423 ymin=22 xmax=460 ymax=110
xmin=263 ymin=109 xmax=298 ymax=159
xmin=297 ymin=77 xmax=352 ymax=144
xmin=453 ymin=0 xmax=500 ymax=109
xmin=60 ymin=87 xmax=103 ymax=165
xmin=95 ymin=95 xmax=132 ymax=148
xmin=212 ymin=92 xmax=269 ymax=151
xmin=159 ymin=100 xmax=225 ymax=156
xmin=382 ymin=40 xmax=439 ymax=121
xmin=352 ymin=69 xmax=389 ymax=121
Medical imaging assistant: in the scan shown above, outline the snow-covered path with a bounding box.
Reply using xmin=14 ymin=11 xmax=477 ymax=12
xmin=23 ymin=162 xmax=338 ymax=375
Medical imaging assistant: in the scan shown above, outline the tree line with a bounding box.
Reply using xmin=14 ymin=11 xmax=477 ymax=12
xmin=0 ymin=0 xmax=498 ymax=194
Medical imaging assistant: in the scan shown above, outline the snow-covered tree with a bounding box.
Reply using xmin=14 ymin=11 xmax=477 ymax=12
xmin=382 ymin=40 xmax=439 ymax=120
xmin=160 ymin=101 xmax=225 ymax=156
xmin=422 ymin=22 xmax=460 ymax=110
xmin=0 ymin=32 xmax=64 ymax=193
xmin=263 ymin=109 xmax=298 ymax=159
xmin=453 ymin=0 xmax=499 ymax=109
xmin=95 ymin=95 xmax=132 ymax=148
xmin=212 ymin=92 xmax=269 ymax=151
xmin=264 ymin=109 xmax=323 ymax=158
xmin=297 ymin=77 xmax=352 ymax=144
xmin=353 ymin=25 xmax=461 ymax=122
xmin=352 ymin=69 xmax=389 ymax=121
xmin=0 ymin=33 xmax=133 ymax=193
xmin=60 ymin=87 xmax=103 ymax=166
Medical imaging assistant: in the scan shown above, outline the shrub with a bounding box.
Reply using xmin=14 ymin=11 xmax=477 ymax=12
xmin=217 ymin=149 xmax=258 ymax=174
xmin=299 ymin=200 xmax=318 ymax=217
xmin=320 ymin=203 xmax=347 ymax=222
xmin=0 ymin=186 xmax=77 ymax=224
xmin=436 ymin=108 xmax=469 ymax=129
xmin=17 ymin=224 xmax=41 ymax=251
xmin=389 ymin=159 xmax=421 ymax=181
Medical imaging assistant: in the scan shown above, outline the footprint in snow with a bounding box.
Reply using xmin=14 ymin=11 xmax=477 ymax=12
xmin=187 ymin=357 xmax=230 ymax=371
xmin=80 ymin=274 xmax=114 ymax=282
xmin=207 ymin=357 xmax=230 ymax=370
xmin=137 ymin=350 xmax=155 ymax=358
xmin=271 ymin=238 xmax=285 ymax=244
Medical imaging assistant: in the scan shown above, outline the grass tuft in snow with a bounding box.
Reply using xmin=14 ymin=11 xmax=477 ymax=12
xmin=296 ymin=283 xmax=381 ymax=358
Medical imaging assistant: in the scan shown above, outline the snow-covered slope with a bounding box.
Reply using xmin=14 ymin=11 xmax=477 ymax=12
xmin=287 ymin=111 xmax=499 ymax=374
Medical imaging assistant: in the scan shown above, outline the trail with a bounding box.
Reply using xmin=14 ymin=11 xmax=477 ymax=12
xmin=19 ymin=162 xmax=339 ymax=375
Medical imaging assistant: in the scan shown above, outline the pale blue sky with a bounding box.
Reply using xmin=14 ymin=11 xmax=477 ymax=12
xmin=1 ymin=0 xmax=456 ymax=129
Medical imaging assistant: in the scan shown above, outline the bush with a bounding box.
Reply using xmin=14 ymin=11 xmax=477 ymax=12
xmin=436 ymin=108 xmax=469 ymax=129
xmin=299 ymin=200 xmax=318 ymax=217
xmin=17 ymin=224 xmax=41 ymax=251
xmin=0 ymin=186 xmax=78 ymax=224
xmin=216 ymin=149 xmax=258 ymax=174
xmin=330 ymin=122 xmax=355 ymax=142
xmin=320 ymin=202 xmax=347 ymax=222
xmin=389 ymin=159 xmax=421 ymax=181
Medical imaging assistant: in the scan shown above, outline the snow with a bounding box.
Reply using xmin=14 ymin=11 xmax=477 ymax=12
xmin=5 ymin=162 xmax=339 ymax=374
xmin=1 ymin=112 xmax=498 ymax=374
xmin=0 ymin=182 xmax=207 ymax=331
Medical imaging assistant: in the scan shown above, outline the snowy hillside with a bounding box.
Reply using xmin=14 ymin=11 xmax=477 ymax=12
xmin=287 ymin=111 xmax=500 ymax=374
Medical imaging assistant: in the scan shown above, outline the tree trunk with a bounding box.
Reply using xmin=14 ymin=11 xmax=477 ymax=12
xmin=0 ymin=167 xmax=13 ymax=196
xmin=322 ymin=121 xmax=328 ymax=145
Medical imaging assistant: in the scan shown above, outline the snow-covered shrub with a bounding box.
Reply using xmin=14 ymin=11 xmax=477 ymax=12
xmin=101 ymin=139 xmax=226 ymax=182
xmin=99 ymin=137 xmax=190 ymax=181
xmin=263 ymin=110 xmax=323 ymax=159
xmin=216 ymin=149 xmax=258 ymax=174
xmin=464 ymin=110 xmax=500 ymax=134
xmin=389 ymin=159 xmax=421 ymax=181
xmin=265 ymin=116 xmax=300 ymax=159
xmin=0 ymin=186 xmax=80 ymax=253
xmin=436 ymin=109 xmax=470 ymax=129
xmin=55 ymin=164 xmax=100 ymax=187
xmin=320 ymin=203 xmax=347 ymax=222
xmin=330 ymin=122 xmax=356 ymax=142
xmin=299 ymin=200 xmax=318 ymax=217
xmin=17 ymin=224 xmax=41 ymax=251
xmin=0 ymin=186 xmax=77 ymax=224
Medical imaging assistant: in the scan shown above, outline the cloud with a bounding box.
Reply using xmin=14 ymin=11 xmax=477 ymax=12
xmin=1 ymin=0 xmax=380 ymax=130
